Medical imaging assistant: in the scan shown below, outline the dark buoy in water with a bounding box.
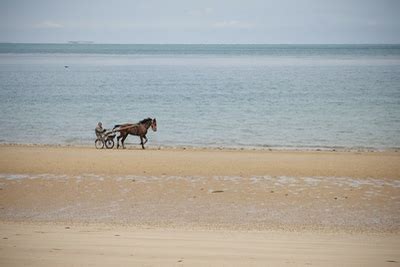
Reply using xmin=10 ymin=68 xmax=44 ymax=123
xmin=64 ymin=65 xmax=69 ymax=68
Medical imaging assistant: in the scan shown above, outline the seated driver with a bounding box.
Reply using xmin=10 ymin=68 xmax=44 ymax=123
xmin=95 ymin=122 xmax=106 ymax=139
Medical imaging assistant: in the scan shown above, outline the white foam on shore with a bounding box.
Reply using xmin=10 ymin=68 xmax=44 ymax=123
xmin=2 ymin=142 xmax=399 ymax=153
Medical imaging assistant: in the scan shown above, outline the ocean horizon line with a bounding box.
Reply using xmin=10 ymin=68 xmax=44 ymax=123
xmin=1 ymin=42 xmax=400 ymax=45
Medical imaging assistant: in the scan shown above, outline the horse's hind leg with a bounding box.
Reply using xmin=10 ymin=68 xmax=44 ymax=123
xmin=117 ymin=134 xmax=122 ymax=149
xmin=140 ymin=136 xmax=145 ymax=149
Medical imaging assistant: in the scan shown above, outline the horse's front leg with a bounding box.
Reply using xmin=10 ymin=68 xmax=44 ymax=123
xmin=121 ymin=134 xmax=127 ymax=149
xmin=143 ymin=135 xmax=148 ymax=145
xmin=140 ymin=136 xmax=145 ymax=149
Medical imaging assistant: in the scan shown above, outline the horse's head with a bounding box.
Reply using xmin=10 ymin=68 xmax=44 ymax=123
xmin=151 ymin=118 xmax=157 ymax=132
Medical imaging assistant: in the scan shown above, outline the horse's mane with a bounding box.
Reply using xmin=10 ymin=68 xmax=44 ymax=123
xmin=139 ymin=118 xmax=152 ymax=124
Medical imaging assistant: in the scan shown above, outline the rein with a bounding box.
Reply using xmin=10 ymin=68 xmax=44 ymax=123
xmin=114 ymin=120 xmax=151 ymax=132
xmin=114 ymin=124 xmax=138 ymax=132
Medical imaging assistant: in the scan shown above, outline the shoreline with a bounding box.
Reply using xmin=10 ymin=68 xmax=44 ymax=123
xmin=1 ymin=141 xmax=399 ymax=153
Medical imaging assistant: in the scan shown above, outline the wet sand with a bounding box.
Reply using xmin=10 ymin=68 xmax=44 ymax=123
xmin=0 ymin=144 xmax=399 ymax=178
xmin=0 ymin=145 xmax=399 ymax=266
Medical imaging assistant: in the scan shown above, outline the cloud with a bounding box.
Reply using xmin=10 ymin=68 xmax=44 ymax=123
xmin=213 ymin=20 xmax=255 ymax=29
xmin=33 ymin=20 xmax=63 ymax=29
xmin=187 ymin=7 xmax=214 ymax=17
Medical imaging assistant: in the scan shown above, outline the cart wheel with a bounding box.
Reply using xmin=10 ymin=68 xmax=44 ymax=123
xmin=105 ymin=139 xmax=114 ymax=149
xmin=95 ymin=139 xmax=104 ymax=149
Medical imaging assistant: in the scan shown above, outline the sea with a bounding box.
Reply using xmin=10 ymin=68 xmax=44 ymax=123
xmin=0 ymin=43 xmax=399 ymax=150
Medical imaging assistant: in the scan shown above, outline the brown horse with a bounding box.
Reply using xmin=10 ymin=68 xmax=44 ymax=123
xmin=113 ymin=118 xmax=157 ymax=149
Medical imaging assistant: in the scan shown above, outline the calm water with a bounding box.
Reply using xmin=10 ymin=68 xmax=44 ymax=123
xmin=0 ymin=44 xmax=399 ymax=149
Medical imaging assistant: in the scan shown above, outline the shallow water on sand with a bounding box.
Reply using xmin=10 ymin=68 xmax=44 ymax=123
xmin=1 ymin=173 xmax=399 ymax=231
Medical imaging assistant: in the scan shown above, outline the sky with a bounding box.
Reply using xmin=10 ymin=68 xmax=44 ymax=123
xmin=0 ymin=0 xmax=399 ymax=44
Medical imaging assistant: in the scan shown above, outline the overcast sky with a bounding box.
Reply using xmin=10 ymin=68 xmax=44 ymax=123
xmin=0 ymin=0 xmax=399 ymax=44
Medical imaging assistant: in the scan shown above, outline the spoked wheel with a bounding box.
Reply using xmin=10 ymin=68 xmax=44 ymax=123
xmin=95 ymin=139 xmax=104 ymax=149
xmin=105 ymin=139 xmax=114 ymax=149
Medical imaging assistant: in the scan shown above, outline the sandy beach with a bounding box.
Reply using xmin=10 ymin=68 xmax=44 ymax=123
xmin=1 ymin=144 xmax=399 ymax=178
xmin=0 ymin=145 xmax=399 ymax=266
xmin=1 ymin=222 xmax=399 ymax=267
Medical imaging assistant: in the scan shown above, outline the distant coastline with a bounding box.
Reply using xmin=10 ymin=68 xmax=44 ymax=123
xmin=67 ymin=41 xmax=94 ymax=44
